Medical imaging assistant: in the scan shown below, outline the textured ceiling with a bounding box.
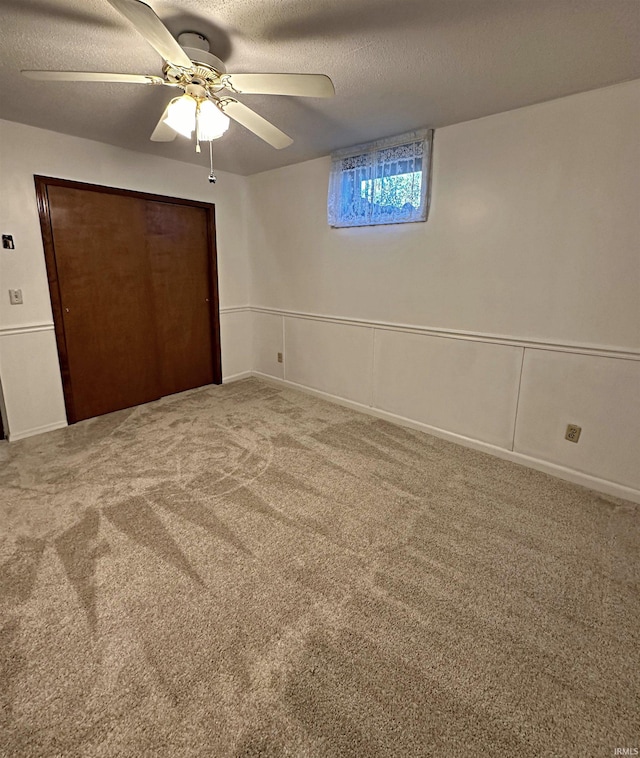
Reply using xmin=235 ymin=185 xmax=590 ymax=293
xmin=1 ymin=0 xmax=639 ymax=175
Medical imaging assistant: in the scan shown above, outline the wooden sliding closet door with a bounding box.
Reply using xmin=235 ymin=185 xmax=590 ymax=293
xmin=146 ymin=201 xmax=214 ymax=398
xmin=47 ymin=186 xmax=162 ymax=422
xmin=37 ymin=177 xmax=221 ymax=424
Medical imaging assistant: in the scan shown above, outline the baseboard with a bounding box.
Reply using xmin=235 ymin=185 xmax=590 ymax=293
xmin=8 ymin=420 xmax=68 ymax=442
xmin=252 ymin=371 xmax=640 ymax=505
xmin=223 ymin=371 xmax=253 ymax=383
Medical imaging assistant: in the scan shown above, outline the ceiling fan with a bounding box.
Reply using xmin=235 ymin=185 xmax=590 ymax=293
xmin=21 ymin=0 xmax=335 ymax=151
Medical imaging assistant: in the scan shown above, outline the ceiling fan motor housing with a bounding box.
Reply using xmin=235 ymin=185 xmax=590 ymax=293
xmin=177 ymin=32 xmax=226 ymax=74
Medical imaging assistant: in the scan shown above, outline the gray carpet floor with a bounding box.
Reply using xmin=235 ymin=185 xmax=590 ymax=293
xmin=0 ymin=378 xmax=638 ymax=757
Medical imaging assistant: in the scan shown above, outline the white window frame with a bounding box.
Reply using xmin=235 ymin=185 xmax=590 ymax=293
xmin=328 ymin=129 xmax=433 ymax=228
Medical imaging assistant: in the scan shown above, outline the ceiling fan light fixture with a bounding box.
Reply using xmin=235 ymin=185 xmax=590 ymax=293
xmin=197 ymin=99 xmax=230 ymax=141
xmin=164 ymin=95 xmax=197 ymax=138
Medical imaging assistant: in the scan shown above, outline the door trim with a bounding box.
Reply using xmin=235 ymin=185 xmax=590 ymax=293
xmin=34 ymin=175 xmax=222 ymax=424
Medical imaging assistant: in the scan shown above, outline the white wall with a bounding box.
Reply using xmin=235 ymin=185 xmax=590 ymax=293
xmin=0 ymin=119 xmax=252 ymax=439
xmin=247 ymin=81 xmax=640 ymax=502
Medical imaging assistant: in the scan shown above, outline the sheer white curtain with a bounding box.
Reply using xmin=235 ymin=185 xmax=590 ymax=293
xmin=328 ymin=129 xmax=432 ymax=228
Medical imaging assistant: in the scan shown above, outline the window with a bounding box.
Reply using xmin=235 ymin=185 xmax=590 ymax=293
xmin=328 ymin=129 xmax=433 ymax=228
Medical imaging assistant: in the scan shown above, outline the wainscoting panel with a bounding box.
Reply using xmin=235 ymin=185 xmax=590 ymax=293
xmin=373 ymin=329 xmax=524 ymax=448
xmin=0 ymin=326 xmax=67 ymax=439
xmin=219 ymin=308 xmax=252 ymax=381
xmin=284 ymin=317 xmax=374 ymax=405
xmin=253 ymin=310 xmax=284 ymax=379
xmin=514 ymin=349 xmax=640 ymax=490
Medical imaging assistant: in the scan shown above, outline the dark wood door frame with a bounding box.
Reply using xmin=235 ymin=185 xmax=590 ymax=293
xmin=35 ymin=175 xmax=222 ymax=424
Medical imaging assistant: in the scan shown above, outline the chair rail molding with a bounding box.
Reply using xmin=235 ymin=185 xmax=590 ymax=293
xmin=249 ymin=306 xmax=640 ymax=361
xmin=0 ymin=322 xmax=55 ymax=336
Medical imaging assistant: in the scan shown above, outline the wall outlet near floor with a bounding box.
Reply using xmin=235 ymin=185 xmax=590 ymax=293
xmin=8 ymin=288 xmax=23 ymax=305
xmin=277 ymin=352 xmax=283 ymax=364
xmin=565 ymin=424 xmax=582 ymax=443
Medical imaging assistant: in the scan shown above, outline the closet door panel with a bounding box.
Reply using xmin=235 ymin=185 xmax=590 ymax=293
xmin=47 ymin=185 xmax=162 ymax=422
xmin=145 ymin=201 xmax=215 ymax=397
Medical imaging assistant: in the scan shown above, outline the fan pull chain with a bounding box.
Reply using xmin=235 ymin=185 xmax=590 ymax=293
xmin=196 ymin=100 xmax=202 ymax=153
xmin=195 ymin=101 xmax=201 ymax=153
xmin=208 ymin=141 xmax=217 ymax=184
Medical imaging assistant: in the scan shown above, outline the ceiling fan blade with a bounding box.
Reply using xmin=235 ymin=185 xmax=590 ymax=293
xmin=106 ymin=0 xmax=193 ymax=69
xmin=223 ymin=73 xmax=335 ymax=98
xmin=218 ymin=98 xmax=293 ymax=149
xmin=21 ymin=70 xmax=166 ymax=85
xmin=150 ymin=102 xmax=178 ymax=142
